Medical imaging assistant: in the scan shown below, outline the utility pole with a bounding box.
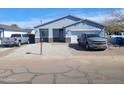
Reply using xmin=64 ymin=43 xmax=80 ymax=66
xmin=40 ymin=37 xmax=42 ymax=55
xmin=39 ymin=30 xmax=42 ymax=55
xmin=39 ymin=20 xmax=43 ymax=55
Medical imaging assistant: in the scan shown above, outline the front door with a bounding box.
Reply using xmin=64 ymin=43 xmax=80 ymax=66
xmin=59 ymin=29 xmax=64 ymax=42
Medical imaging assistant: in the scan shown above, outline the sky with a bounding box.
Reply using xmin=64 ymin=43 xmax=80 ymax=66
xmin=0 ymin=8 xmax=123 ymax=28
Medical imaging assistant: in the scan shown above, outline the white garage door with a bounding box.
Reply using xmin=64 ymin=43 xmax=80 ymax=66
xmin=71 ymin=31 xmax=84 ymax=43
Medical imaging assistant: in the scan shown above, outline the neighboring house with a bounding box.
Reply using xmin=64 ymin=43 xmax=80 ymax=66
xmin=0 ymin=24 xmax=33 ymax=39
xmin=34 ymin=15 xmax=105 ymax=43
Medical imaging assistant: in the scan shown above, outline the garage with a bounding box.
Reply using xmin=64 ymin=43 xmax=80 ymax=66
xmin=64 ymin=19 xmax=105 ymax=43
xmin=71 ymin=31 xmax=84 ymax=43
xmin=70 ymin=29 xmax=101 ymax=43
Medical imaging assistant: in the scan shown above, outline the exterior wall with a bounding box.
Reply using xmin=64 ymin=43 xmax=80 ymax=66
xmin=37 ymin=18 xmax=77 ymax=29
xmin=35 ymin=17 xmax=104 ymax=43
xmin=0 ymin=29 xmax=4 ymax=39
xmin=31 ymin=29 xmax=36 ymax=34
xmin=65 ymin=22 xmax=102 ymax=39
xmin=66 ymin=22 xmax=102 ymax=30
xmin=1 ymin=30 xmax=27 ymax=38
xmin=35 ymin=29 xmax=40 ymax=38
xmin=35 ymin=18 xmax=78 ymax=40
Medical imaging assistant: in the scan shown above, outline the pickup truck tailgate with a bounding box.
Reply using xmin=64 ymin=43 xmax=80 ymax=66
xmin=2 ymin=38 xmax=14 ymax=44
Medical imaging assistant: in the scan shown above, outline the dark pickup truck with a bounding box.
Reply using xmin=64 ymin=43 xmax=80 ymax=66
xmin=77 ymin=33 xmax=108 ymax=50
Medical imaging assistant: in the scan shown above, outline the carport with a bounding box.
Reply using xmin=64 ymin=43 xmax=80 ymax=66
xmin=70 ymin=29 xmax=102 ymax=43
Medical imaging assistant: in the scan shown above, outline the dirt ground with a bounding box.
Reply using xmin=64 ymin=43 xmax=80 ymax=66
xmin=69 ymin=43 xmax=124 ymax=56
xmin=0 ymin=43 xmax=124 ymax=84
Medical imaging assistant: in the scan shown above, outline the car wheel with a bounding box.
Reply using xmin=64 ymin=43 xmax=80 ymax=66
xmin=18 ymin=42 xmax=21 ymax=47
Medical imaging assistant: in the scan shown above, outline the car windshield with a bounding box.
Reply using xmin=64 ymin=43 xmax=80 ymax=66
xmin=11 ymin=34 xmax=21 ymax=37
xmin=87 ymin=34 xmax=100 ymax=38
xmin=22 ymin=34 xmax=28 ymax=37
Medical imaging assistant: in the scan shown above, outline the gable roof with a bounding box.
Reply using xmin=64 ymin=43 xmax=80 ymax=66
xmin=34 ymin=15 xmax=82 ymax=28
xmin=63 ymin=19 xmax=105 ymax=29
xmin=0 ymin=24 xmax=33 ymax=32
xmin=21 ymin=29 xmax=33 ymax=33
xmin=0 ymin=24 xmax=22 ymax=31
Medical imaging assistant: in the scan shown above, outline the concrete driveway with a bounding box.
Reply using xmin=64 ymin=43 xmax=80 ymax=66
xmin=5 ymin=43 xmax=71 ymax=57
xmin=0 ymin=46 xmax=17 ymax=57
xmin=0 ymin=43 xmax=124 ymax=84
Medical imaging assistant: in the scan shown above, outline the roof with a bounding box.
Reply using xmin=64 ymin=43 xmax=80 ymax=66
xmin=0 ymin=24 xmax=33 ymax=32
xmin=34 ymin=15 xmax=82 ymax=28
xmin=21 ymin=29 xmax=33 ymax=33
xmin=0 ymin=24 xmax=22 ymax=31
xmin=63 ymin=19 xmax=105 ymax=29
xmin=34 ymin=15 xmax=105 ymax=29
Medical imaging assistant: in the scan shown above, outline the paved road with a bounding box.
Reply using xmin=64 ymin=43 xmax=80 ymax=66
xmin=0 ymin=43 xmax=124 ymax=84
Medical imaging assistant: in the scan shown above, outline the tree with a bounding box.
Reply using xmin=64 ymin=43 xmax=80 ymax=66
xmin=105 ymin=10 xmax=124 ymax=33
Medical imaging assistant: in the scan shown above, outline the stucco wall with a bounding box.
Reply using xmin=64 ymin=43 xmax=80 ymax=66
xmin=65 ymin=22 xmax=102 ymax=38
xmin=1 ymin=30 xmax=27 ymax=38
xmin=34 ymin=17 xmax=104 ymax=43
xmin=35 ymin=18 xmax=78 ymax=38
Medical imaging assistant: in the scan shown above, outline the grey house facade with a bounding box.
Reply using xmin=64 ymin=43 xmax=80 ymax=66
xmin=34 ymin=15 xmax=105 ymax=43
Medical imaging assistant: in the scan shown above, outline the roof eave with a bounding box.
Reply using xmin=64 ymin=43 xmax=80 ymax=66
xmin=34 ymin=15 xmax=82 ymax=28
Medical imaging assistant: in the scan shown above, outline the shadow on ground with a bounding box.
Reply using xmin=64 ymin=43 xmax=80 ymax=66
xmin=68 ymin=43 xmax=105 ymax=52
xmin=25 ymin=52 xmax=41 ymax=55
xmin=0 ymin=44 xmax=15 ymax=48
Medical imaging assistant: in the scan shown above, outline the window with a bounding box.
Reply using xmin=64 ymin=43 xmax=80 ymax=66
xmin=42 ymin=31 xmax=48 ymax=37
xmin=22 ymin=34 xmax=29 ymax=37
xmin=11 ymin=34 xmax=21 ymax=37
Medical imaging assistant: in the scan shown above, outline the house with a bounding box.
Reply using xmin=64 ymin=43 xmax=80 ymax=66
xmin=34 ymin=15 xmax=105 ymax=43
xmin=0 ymin=24 xmax=33 ymax=39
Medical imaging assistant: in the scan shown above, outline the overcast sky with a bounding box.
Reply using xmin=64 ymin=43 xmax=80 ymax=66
xmin=0 ymin=8 xmax=123 ymax=28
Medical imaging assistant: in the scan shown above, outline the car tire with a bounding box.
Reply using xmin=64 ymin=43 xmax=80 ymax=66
xmin=18 ymin=42 xmax=21 ymax=47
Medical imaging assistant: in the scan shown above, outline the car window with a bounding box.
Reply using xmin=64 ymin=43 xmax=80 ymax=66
xmin=22 ymin=34 xmax=28 ymax=37
xmin=116 ymin=33 xmax=122 ymax=35
xmin=11 ymin=34 xmax=21 ymax=37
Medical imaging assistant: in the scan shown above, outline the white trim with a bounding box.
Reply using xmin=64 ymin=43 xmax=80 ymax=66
xmin=70 ymin=29 xmax=101 ymax=31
